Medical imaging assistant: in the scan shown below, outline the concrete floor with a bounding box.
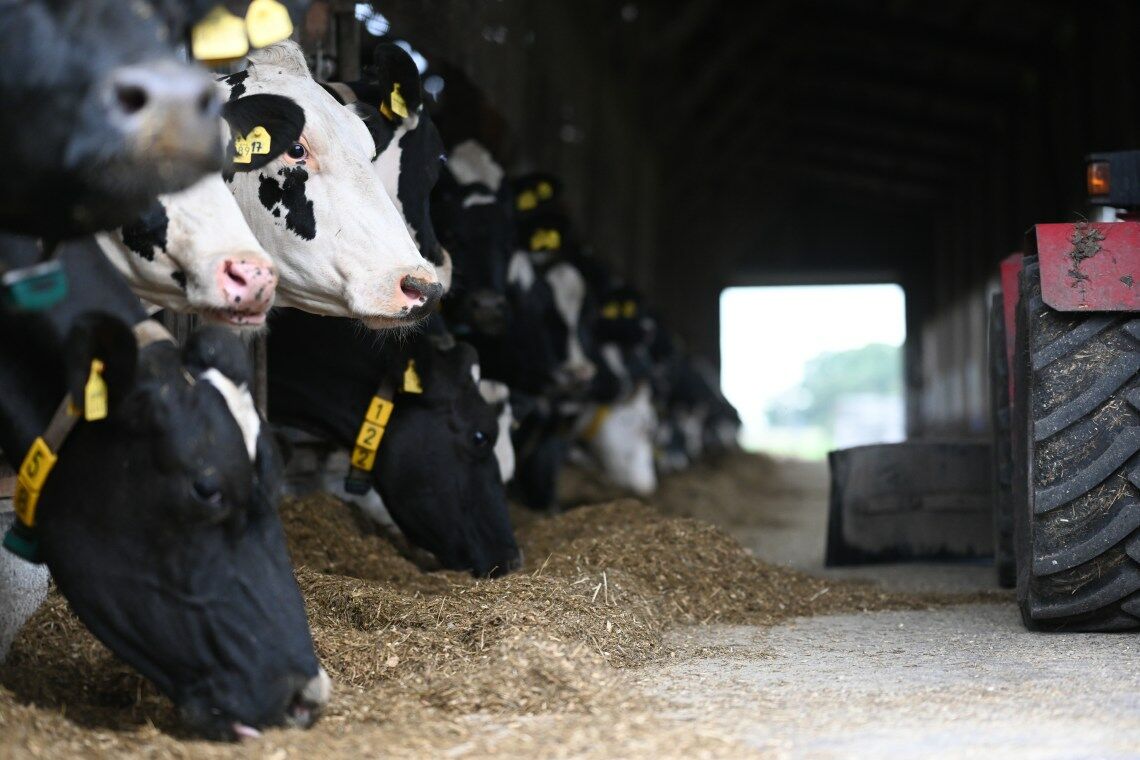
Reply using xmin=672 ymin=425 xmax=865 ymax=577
xmin=637 ymin=458 xmax=1140 ymax=759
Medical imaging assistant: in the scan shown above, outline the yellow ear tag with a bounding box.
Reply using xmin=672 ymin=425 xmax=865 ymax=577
xmin=84 ymin=359 xmax=108 ymax=422
xmin=530 ymin=228 xmax=562 ymax=252
xmin=536 ymin=181 xmax=554 ymax=200
xmin=233 ymin=126 xmax=271 ymax=164
xmin=245 ymin=0 xmax=294 ymax=49
xmin=390 ymin=83 xmax=410 ymax=119
xmin=622 ymin=300 xmax=638 ymax=318
xmin=403 ymin=360 xmax=424 ymax=394
xmin=602 ymin=302 xmax=620 ymax=320
xmin=517 ymin=190 xmax=537 ymax=211
xmin=191 ymin=5 xmax=249 ymax=63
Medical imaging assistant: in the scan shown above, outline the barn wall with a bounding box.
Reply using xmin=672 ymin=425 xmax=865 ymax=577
xmin=340 ymin=1 xmax=1140 ymax=439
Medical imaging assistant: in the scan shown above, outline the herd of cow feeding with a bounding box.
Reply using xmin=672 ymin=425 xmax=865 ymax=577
xmin=0 ymin=1 xmax=740 ymax=744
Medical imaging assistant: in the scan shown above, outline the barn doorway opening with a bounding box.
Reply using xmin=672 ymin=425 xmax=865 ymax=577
xmin=719 ymin=284 xmax=906 ymax=460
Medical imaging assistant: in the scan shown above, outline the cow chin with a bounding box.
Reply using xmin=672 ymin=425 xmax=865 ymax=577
xmin=359 ymin=309 xmax=433 ymax=330
xmin=200 ymin=307 xmax=270 ymax=330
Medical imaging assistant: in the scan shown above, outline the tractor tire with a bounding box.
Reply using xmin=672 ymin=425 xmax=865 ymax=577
xmin=989 ymin=294 xmax=1016 ymax=589
xmin=1012 ymin=258 xmax=1140 ymax=631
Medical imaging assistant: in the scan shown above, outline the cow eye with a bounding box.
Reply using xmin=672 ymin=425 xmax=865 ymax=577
xmin=286 ymin=142 xmax=307 ymax=160
xmin=472 ymin=430 xmax=490 ymax=447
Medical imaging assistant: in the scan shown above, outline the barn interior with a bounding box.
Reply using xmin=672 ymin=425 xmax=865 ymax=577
xmin=365 ymin=0 xmax=1140 ymax=437
xmin=5 ymin=2 xmax=1140 ymax=756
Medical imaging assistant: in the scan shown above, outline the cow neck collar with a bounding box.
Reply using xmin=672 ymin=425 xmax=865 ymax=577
xmin=1 ymin=320 xmax=177 ymax=563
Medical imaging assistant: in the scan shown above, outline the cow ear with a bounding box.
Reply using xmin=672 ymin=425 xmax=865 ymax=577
xmin=221 ymin=93 xmax=305 ymax=173
xmin=369 ymin=42 xmax=423 ymax=122
xmin=63 ymin=313 xmax=139 ymax=415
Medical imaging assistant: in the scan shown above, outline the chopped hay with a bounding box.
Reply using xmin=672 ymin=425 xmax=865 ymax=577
xmin=0 ymin=453 xmax=1007 ymax=757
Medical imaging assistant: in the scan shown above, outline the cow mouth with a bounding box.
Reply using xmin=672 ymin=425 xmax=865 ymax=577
xmin=202 ymin=307 xmax=269 ymax=328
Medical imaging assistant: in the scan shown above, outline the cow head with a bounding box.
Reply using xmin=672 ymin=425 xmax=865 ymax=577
xmin=0 ymin=1 xmax=223 ymax=237
xmin=579 ymin=384 xmax=658 ymax=496
xmin=222 ymin=41 xmax=441 ymax=328
xmin=434 ymin=148 xmax=514 ymax=339
xmin=371 ymin=339 xmax=521 ymax=578
xmin=28 ymin=319 xmax=327 ymax=740
xmin=95 ymin=94 xmax=306 ymax=329
xmin=97 ymin=176 xmax=279 ymax=329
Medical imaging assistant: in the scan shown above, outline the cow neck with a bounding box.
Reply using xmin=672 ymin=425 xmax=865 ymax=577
xmin=342 ymin=373 xmax=398 ymax=495
xmin=265 ymin=309 xmax=402 ymax=447
xmin=0 ymin=237 xmax=149 ymax=459
xmin=2 ymin=320 xmax=177 ymax=563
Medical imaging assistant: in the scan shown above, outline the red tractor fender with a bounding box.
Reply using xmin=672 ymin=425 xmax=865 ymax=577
xmin=1029 ymin=221 xmax=1140 ymax=312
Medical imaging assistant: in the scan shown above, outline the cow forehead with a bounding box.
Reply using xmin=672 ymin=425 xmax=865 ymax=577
xmin=240 ymin=65 xmax=373 ymax=161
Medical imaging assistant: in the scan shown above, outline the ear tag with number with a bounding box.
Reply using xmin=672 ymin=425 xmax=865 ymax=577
xmin=84 ymin=359 xmax=108 ymax=422
xmin=530 ymin=228 xmax=562 ymax=252
xmin=246 ymin=0 xmax=294 ymax=48
xmin=622 ymin=300 xmax=638 ymax=318
xmin=536 ymin=181 xmax=554 ymax=200
xmin=403 ymin=360 xmax=424 ymax=394
xmin=517 ymin=190 xmax=537 ymax=211
xmin=191 ymin=5 xmax=249 ymax=62
xmin=233 ymin=126 xmax=272 ymax=164
xmin=602 ymin=302 xmax=620 ymax=320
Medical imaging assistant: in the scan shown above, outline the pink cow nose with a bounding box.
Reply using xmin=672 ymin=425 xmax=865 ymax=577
xmin=219 ymin=258 xmax=277 ymax=310
xmin=399 ymin=275 xmax=444 ymax=313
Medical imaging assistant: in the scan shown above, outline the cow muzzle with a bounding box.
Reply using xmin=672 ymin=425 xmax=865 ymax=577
xmin=105 ymin=61 xmax=222 ymax=174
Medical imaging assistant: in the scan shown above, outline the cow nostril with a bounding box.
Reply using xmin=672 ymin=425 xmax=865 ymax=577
xmin=224 ymin=261 xmax=248 ymax=288
xmin=115 ymin=83 xmax=148 ymax=115
xmin=196 ymin=89 xmax=214 ymax=115
xmin=192 ymin=479 xmax=221 ymax=504
xmin=400 ymin=276 xmax=426 ymax=302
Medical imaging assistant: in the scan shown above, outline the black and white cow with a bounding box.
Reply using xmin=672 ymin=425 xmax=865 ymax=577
xmin=0 ymin=0 xmax=223 ymax=238
xmin=97 ymin=94 xmax=307 ymax=328
xmin=320 ymin=43 xmax=453 ymax=290
xmin=0 ymin=234 xmax=327 ymax=740
xmin=219 ymin=41 xmax=443 ymax=327
xmin=266 ymin=308 xmax=521 ymax=577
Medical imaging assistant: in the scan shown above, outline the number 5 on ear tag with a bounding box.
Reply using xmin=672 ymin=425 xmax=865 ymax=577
xmin=84 ymin=359 xmax=108 ymax=422
xmin=403 ymin=360 xmax=424 ymax=394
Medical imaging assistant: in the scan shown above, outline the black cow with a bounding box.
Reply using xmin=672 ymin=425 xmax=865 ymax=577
xmin=0 ymin=1 xmax=226 ymax=239
xmin=266 ymin=308 xmax=521 ymax=577
xmin=0 ymin=235 xmax=326 ymax=740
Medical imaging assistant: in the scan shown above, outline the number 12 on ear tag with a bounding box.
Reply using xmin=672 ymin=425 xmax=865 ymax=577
xmin=84 ymin=359 xmax=108 ymax=422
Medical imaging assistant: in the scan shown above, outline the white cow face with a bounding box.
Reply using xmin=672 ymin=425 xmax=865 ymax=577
xmin=478 ymin=378 xmax=516 ymax=483
xmin=582 ymin=383 xmax=658 ymax=496
xmin=223 ymin=41 xmax=440 ymax=328
xmin=544 ymin=261 xmax=597 ymax=388
xmin=97 ymin=174 xmax=278 ymax=330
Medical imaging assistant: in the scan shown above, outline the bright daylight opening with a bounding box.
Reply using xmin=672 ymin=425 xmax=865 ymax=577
xmin=720 ymin=284 xmax=906 ymax=460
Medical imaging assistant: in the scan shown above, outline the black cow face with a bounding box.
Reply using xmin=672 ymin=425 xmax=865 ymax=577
xmin=266 ymin=310 xmax=519 ymax=578
xmin=34 ymin=322 xmax=323 ymax=740
xmin=433 ymin=169 xmax=514 ymax=336
xmin=0 ymin=0 xmax=224 ymax=237
xmin=340 ymin=43 xmax=448 ymax=271
xmin=372 ymin=340 xmax=521 ymax=578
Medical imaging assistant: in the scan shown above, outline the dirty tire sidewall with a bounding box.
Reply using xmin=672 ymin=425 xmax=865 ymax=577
xmin=1017 ymin=258 xmax=1140 ymax=631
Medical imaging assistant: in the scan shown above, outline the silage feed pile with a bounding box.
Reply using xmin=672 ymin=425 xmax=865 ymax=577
xmin=0 ymin=453 xmax=1002 ymax=758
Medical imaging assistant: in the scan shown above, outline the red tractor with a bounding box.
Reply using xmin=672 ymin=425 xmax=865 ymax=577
xmin=991 ymin=150 xmax=1140 ymax=631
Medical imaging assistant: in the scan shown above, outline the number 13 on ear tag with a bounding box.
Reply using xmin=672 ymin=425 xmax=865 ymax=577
xmin=84 ymin=359 xmax=108 ymax=422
